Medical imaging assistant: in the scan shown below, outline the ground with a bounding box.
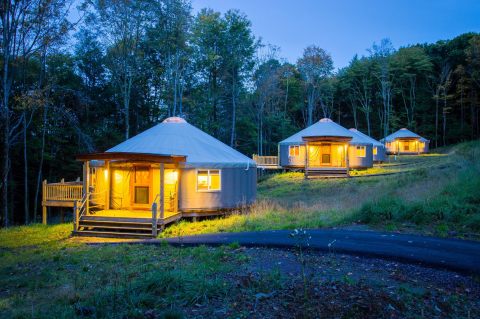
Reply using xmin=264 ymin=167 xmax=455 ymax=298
xmin=0 ymin=225 xmax=479 ymax=318
xmin=1 ymin=141 xmax=480 ymax=318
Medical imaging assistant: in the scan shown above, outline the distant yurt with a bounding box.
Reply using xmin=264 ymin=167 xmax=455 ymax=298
xmin=349 ymin=128 xmax=387 ymax=162
xmin=78 ymin=117 xmax=256 ymax=216
xmin=381 ymin=128 xmax=430 ymax=155
xmin=278 ymin=118 xmax=373 ymax=177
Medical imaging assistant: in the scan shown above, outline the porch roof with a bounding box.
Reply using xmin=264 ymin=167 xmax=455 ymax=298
xmin=76 ymin=152 xmax=186 ymax=164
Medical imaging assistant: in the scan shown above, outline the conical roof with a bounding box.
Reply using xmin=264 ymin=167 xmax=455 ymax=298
xmin=280 ymin=118 xmax=354 ymax=144
xmin=381 ymin=128 xmax=428 ymax=143
xmin=107 ymin=117 xmax=255 ymax=168
xmin=349 ymin=128 xmax=382 ymax=146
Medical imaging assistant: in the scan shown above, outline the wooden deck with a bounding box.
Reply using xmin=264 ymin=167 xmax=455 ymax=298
xmin=253 ymin=155 xmax=281 ymax=169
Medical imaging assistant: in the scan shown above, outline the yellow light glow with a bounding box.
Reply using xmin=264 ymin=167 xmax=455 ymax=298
xmin=165 ymin=170 xmax=178 ymax=184
xmin=114 ymin=171 xmax=122 ymax=183
xmin=104 ymin=169 xmax=108 ymax=180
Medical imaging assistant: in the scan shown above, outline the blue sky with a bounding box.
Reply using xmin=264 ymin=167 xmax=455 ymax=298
xmin=191 ymin=0 xmax=480 ymax=69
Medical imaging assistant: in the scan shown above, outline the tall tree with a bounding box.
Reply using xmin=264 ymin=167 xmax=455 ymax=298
xmin=297 ymin=46 xmax=333 ymax=126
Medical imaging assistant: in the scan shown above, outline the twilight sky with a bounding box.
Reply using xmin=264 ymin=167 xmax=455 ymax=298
xmin=191 ymin=0 xmax=480 ymax=69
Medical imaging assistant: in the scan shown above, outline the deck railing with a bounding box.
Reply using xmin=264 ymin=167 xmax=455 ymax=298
xmin=252 ymin=154 xmax=279 ymax=167
xmin=43 ymin=180 xmax=83 ymax=202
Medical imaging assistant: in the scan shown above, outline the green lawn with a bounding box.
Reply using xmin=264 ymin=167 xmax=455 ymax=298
xmin=162 ymin=141 xmax=480 ymax=239
xmin=1 ymin=224 xmax=479 ymax=318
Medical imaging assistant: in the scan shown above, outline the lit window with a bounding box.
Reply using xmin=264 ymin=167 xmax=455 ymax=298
xmin=197 ymin=169 xmax=221 ymax=192
xmin=289 ymin=145 xmax=300 ymax=157
xmin=404 ymin=143 xmax=410 ymax=151
xmin=356 ymin=146 xmax=366 ymax=157
xmin=373 ymin=147 xmax=378 ymax=155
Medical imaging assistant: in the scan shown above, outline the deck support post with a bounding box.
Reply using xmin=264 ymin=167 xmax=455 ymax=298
xmin=42 ymin=180 xmax=47 ymax=224
xmin=304 ymin=141 xmax=309 ymax=179
xmin=345 ymin=144 xmax=350 ymax=176
xmin=73 ymin=201 xmax=78 ymax=232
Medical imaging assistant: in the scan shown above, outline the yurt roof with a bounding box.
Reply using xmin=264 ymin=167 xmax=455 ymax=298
xmin=380 ymin=128 xmax=429 ymax=143
xmin=107 ymin=117 xmax=255 ymax=168
xmin=349 ymin=128 xmax=383 ymax=147
xmin=279 ymin=118 xmax=354 ymax=144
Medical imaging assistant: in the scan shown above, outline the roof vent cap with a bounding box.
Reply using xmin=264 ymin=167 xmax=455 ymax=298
xmin=319 ymin=118 xmax=333 ymax=123
xmin=400 ymin=128 xmax=407 ymax=130
xmin=162 ymin=117 xmax=187 ymax=123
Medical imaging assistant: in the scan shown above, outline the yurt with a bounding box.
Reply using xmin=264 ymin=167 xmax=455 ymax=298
xmin=278 ymin=118 xmax=360 ymax=177
xmin=349 ymin=128 xmax=387 ymax=162
xmin=77 ymin=117 xmax=256 ymax=222
xmin=381 ymin=128 xmax=430 ymax=155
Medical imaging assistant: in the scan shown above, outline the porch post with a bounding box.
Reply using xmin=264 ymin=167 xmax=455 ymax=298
xmin=160 ymin=163 xmax=164 ymax=220
xmin=345 ymin=143 xmax=350 ymax=173
xmin=105 ymin=160 xmax=110 ymax=210
xmin=304 ymin=141 xmax=309 ymax=179
xmin=85 ymin=161 xmax=90 ymax=215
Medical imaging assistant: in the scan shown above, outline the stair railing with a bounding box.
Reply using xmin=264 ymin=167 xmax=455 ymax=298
xmin=152 ymin=194 xmax=159 ymax=237
xmin=73 ymin=191 xmax=89 ymax=232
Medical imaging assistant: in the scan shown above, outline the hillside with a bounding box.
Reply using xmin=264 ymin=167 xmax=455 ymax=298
xmin=161 ymin=141 xmax=480 ymax=238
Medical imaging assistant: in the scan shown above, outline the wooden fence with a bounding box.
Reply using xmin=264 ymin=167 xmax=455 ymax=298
xmin=252 ymin=154 xmax=279 ymax=167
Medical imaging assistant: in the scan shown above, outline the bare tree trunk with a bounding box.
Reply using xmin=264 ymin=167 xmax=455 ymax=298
xmin=34 ymin=103 xmax=48 ymax=222
xmin=23 ymin=112 xmax=28 ymax=224
xmin=434 ymin=88 xmax=440 ymax=148
xmin=230 ymin=70 xmax=236 ymax=147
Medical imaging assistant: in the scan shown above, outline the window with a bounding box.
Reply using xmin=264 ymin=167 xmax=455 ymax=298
xmin=289 ymin=145 xmax=300 ymax=157
xmin=373 ymin=147 xmax=378 ymax=155
xmin=356 ymin=146 xmax=366 ymax=157
xmin=197 ymin=169 xmax=221 ymax=192
xmin=134 ymin=186 xmax=149 ymax=204
xmin=404 ymin=143 xmax=410 ymax=151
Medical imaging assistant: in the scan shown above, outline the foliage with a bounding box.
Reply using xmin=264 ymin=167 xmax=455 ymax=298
xmin=1 ymin=0 xmax=480 ymax=226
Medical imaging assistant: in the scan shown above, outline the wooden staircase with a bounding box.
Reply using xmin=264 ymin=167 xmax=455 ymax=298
xmin=74 ymin=218 xmax=155 ymax=239
xmin=305 ymin=168 xmax=349 ymax=178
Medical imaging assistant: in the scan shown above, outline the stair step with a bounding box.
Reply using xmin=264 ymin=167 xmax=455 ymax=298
xmin=73 ymin=230 xmax=154 ymax=239
xmin=80 ymin=221 xmax=152 ymax=228
xmin=79 ymin=224 xmax=152 ymax=231
xmin=79 ymin=218 xmax=153 ymax=225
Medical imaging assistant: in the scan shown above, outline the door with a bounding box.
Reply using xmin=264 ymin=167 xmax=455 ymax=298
xmin=131 ymin=166 xmax=151 ymax=209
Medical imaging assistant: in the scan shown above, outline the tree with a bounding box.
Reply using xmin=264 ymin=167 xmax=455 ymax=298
xmin=392 ymin=46 xmax=433 ymax=129
xmin=94 ymin=0 xmax=152 ymax=140
xmin=297 ymin=46 xmax=333 ymax=126
xmin=369 ymin=38 xmax=395 ymax=140
xmin=0 ymin=0 xmax=74 ymax=226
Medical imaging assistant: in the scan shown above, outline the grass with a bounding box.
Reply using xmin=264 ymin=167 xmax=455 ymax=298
xmin=161 ymin=140 xmax=480 ymax=239
xmin=0 ymin=225 xmax=248 ymax=318
xmin=1 ymin=225 xmax=479 ymax=318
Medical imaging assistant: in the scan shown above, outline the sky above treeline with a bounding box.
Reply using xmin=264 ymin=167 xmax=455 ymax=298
xmin=191 ymin=0 xmax=480 ymax=69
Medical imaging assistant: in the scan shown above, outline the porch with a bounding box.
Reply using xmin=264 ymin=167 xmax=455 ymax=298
xmin=303 ymin=136 xmax=351 ymax=178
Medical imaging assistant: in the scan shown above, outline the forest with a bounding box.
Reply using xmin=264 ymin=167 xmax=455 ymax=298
xmin=1 ymin=0 xmax=479 ymax=227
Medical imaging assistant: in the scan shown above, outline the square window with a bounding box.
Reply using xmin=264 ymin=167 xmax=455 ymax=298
xmin=289 ymin=145 xmax=300 ymax=157
xmin=197 ymin=169 xmax=221 ymax=192
xmin=321 ymin=154 xmax=331 ymax=164
xmin=134 ymin=186 xmax=149 ymax=204
xmin=356 ymin=146 xmax=366 ymax=157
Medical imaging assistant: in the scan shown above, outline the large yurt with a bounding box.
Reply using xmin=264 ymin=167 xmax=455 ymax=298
xmin=80 ymin=117 xmax=256 ymax=215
